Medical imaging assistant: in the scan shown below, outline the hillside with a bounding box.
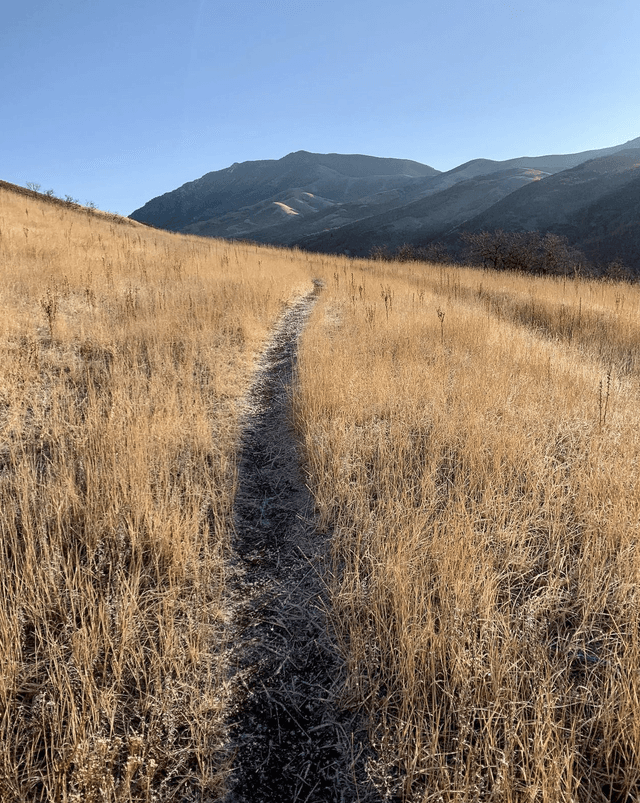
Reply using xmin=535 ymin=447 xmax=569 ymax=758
xmin=295 ymin=167 xmax=550 ymax=257
xmin=0 ymin=179 xmax=320 ymax=801
xmin=567 ymin=171 xmax=640 ymax=266
xmin=129 ymin=136 xmax=640 ymax=271
xmin=295 ymin=258 xmax=640 ymax=801
xmin=439 ymin=148 xmax=640 ymax=269
xmin=129 ymin=150 xmax=439 ymax=237
xmin=5 ymin=178 xmax=640 ymax=801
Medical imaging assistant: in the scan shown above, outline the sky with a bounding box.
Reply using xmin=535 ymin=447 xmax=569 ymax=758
xmin=2 ymin=0 xmax=639 ymax=216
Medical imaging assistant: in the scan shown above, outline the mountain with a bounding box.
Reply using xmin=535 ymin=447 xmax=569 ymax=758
xmin=438 ymin=148 xmax=640 ymax=268
xmin=445 ymin=149 xmax=640 ymax=233
xmin=565 ymin=172 xmax=640 ymax=267
xmin=294 ymin=168 xmax=551 ymax=257
xmin=129 ymin=151 xmax=439 ymax=235
xmin=439 ymin=136 xmax=640 ymax=181
xmin=130 ymin=136 xmax=640 ymax=271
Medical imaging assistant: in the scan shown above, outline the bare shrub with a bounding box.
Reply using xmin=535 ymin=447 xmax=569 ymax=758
xmin=462 ymin=229 xmax=588 ymax=276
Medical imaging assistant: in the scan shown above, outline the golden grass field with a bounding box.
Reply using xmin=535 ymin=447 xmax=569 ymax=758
xmin=2 ymin=181 xmax=640 ymax=801
xmin=0 ymin=184 xmax=314 ymax=801
xmin=295 ymin=261 xmax=640 ymax=802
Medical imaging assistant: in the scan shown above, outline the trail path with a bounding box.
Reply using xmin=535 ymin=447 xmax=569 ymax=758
xmin=224 ymin=282 xmax=372 ymax=803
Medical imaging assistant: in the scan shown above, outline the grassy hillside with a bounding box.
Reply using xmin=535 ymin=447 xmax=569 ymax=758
xmin=295 ymin=261 xmax=640 ymax=802
xmin=3 ymin=179 xmax=640 ymax=801
xmin=0 ymin=183 xmax=314 ymax=801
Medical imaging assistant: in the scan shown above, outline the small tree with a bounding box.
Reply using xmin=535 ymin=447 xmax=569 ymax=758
xmin=370 ymin=244 xmax=392 ymax=261
xmin=604 ymin=260 xmax=634 ymax=282
xmin=417 ymin=242 xmax=452 ymax=264
xmin=26 ymin=182 xmax=41 ymax=192
xmin=462 ymin=230 xmax=512 ymax=271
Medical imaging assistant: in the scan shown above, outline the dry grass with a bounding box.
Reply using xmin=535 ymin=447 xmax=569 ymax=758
xmin=0 ymin=184 xmax=314 ymax=801
xmin=5 ymin=178 xmax=640 ymax=802
xmin=295 ymin=260 xmax=640 ymax=802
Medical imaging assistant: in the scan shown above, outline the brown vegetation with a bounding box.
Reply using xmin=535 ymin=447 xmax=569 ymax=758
xmin=4 ymin=177 xmax=640 ymax=802
xmin=0 ymin=184 xmax=313 ymax=801
xmin=295 ymin=260 xmax=640 ymax=801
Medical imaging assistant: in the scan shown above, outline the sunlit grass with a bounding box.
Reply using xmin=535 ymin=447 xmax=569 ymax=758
xmin=0 ymin=184 xmax=313 ymax=801
xmin=295 ymin=259 xmax=640 ymax=802
xmin=4 ymin=178 xmax=640 ymax=801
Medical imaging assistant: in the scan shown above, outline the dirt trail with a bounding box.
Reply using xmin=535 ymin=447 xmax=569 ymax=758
xmin=224 ymin=282 xmax=373 ymax=803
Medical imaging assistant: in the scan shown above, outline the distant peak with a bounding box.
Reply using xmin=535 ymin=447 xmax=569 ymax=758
xmin=282 ymin=150 xmax=314 ymax=160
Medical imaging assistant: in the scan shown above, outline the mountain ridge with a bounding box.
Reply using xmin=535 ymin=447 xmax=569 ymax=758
xmin=435 ymin=148 xmax=640 ymax=266
xmin=129 ymin=151 xmax=439 ymax=233
xmin=129 ymin=137 xmax=640 ymax=272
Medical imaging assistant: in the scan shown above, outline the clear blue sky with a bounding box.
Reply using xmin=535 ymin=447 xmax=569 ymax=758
xmin=2 ymin=0 xmax=639 ymax=215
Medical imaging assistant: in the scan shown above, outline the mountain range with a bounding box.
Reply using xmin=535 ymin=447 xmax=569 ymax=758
xmin=129 ymin=137 xmax=640 ymax=272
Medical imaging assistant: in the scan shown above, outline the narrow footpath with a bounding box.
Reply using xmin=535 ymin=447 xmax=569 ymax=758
xmin=224 ymin=282 xmax=373 ymax=803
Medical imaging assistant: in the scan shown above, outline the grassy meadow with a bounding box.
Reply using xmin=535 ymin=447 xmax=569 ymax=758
xmin=295 ymin=261 xmax=640 ymax=801
xmin=0 ymin=184 xmax=314 ymax=801
xmin=2 ymin=180 xmax=640 ymax=802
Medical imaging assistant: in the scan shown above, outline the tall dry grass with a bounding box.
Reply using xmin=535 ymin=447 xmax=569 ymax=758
xmin=0 ymin=184 xmax=313 ymax=801
xmin=6 ymin=179 xmax=640 ymax=801
xmin=295 ymin=260 xmax=640 ymax=801
xmin=379 ymin=260 xmax=640 ymax=374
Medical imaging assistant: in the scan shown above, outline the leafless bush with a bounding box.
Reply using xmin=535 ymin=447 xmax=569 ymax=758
xmin=462 ymin=229 xmax=589 ymax=276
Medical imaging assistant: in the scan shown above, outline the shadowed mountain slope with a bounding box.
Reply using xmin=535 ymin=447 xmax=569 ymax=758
xmin=295 ymin=168 xmax=550 ymax=257
xmin=129 ymin=137 xmax=640 ymax=269
xmin=560 ymin=172 xmax=640 ymax=267
xmin=438 ymin=149 xmax=640 ymax=269
xmin=129 ymin=151 xmax=439 ymax=233
xmin=446 ymin=149 xmax=640 ymax=234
